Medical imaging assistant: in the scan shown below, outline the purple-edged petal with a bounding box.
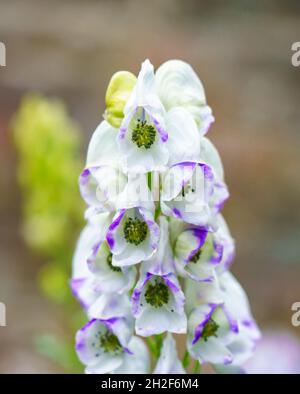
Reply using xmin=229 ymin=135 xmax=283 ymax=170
xmin=132 ymin=272 xmax=186 ymax=336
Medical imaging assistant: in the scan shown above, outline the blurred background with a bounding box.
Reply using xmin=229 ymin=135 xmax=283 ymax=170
xmin=0 ymin=0 xmax=300 ymax=373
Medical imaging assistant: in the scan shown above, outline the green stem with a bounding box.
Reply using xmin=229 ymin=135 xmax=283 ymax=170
xmin=147 ymin=172 xmax=152 ymax=190
xmin=193 ymin=360 xmax=201 ymax=374
xmin=146 ymin=337 xmax=156 ymax=357
xmin=154 ymin=333 xmax=164 ymax=358
xmin=182 ymin=351 xmax=190 ymax=369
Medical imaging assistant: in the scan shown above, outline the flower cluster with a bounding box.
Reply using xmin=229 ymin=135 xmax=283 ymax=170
xmin=72 ymin=59 xmax=261 ymax=374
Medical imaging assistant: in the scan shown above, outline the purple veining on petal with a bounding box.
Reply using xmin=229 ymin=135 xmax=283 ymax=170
xmin=172 ymin=207 xmax=182 ymax=218
xmin=202 ymin=113 xmax=215 ymax=136
xmin=209 ymin=241 xmax=224 ymax=265
xmin=124 ymin=347 xmax=134 ymax=355
xmin=71 ymin=278 xmax=90 ymax=309
xmin=119 ymin=126 xmax=127 ymax=140
xmin=186 ymin=228 xmax=208 ymax=263
xmin=199 ymin=163 xmax=214 ymax=183
xmin=79 ymin=168 xmax=91 ymax=186
xmin=224 ymin=355 xmax=233 ymax=365
xmin=79 ymin=318 xmax=97 ymax=333
xmin=242 ymin=319 xmax=255 ymax=328
xmin=213 ymin=182 xmax=230 ymax=213
xmin=87 ymin=240 xmax=102 ymax=272
xmin=106 ymin=234 xmax=115 ymax=250
xmin=222 ymin=305 xmax=239 ymax=334
xmin=109 ymin=209 xmax=126 ymax=231
xmin=152 ymin=115 xmax=168 ymax=143
xmin=131 ymin=272 xmax=153 ymax=316
xmin=192 ymin=304 xmax=218 ymax=345
xmin=172 ymin=161 xmax=197 ymax=169
xmin=187 ymin=271 xmax=214 ymax=283
xmin=224 ymin=248 xmax=235 ymax=270
xmin=106 ymin=209 xmax=126 ymax=250
xmin=163 ymin=274 xmax=180 ymax=294
xmin=75 ymin=339 xmax=85 ymax=351
xmin=102 ymin=317 xmax=122 ymax=330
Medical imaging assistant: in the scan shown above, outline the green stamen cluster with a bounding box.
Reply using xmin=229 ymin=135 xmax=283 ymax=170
xmin=201 ymin=318 xmax=219 ymax=342
xmin=189 ymin=249 xmax=202 ymax=264
xmin=124 ymin=217 xmax=148 ymax=245
xmin=100 ymin=331 xmax=122 ymax=354
xmin=106 ymin=252 xmax=121 ymax=272
xmin=145 ymin=280 xmax=169 ymax=308
xmin=132 ymin=119 xmax=156 ymax=149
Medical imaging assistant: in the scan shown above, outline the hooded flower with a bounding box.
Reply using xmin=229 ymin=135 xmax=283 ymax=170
xmin=155 ymin=59 xmax=214 ymax=135
xmin=174 ymin=214 xmax=235 ymax=282
xmin=131 ymin=271 xmax=186 ymax=336
xmin=118 ymin=59 xmax=169 ymax=173
xmin=71 ymin=213 xmax=136 ymax=316
xmin=153 ymin=333 xmax=186 ymax=374
xmin=79 ymin=165 xmax=154 ymax=213
xmin=76 ymin=318 xmax=150 ymax=374
xmin=187 ymin=272 xmax=261 ymax=369
xmin=160 ymin=161 xmax=218 ymax=227
xmin=117 ymin=60 xmax=202 ymax=173
xmin=71 ymin=212 xmax=112 ymax=309
xmin=106 ymin=207 xmax=159 ymax=267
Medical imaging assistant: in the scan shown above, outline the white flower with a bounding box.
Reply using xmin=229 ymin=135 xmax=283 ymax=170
xmin=117 ymin=60 xmax=202 ymax=173
xmin=154 ymin=333 xmax=186 ymax=374
xmin=118 ymin=59 xmax=169 ymax=173
xmin=132 ymin=271 xmax=186 ymax=336
xmin=71 ymin=213 xmax=136 ymax=315
xmin=76 ymin=318 xmax=150 ymax=374
xmin=174 ymin=214 xmax=235 ymax=282
xmin=155 ymin=59 xmax=214 ymax=134
xmin=71 ymin=212 xmax=112 ymax=309
xmin=160 ymin=161 xmax=219 ymax=227
xmin=160 ymin=135 xmax=229 ymax=226
xmin=106 ymin=207 xmax=159 ymax=267
xmin=187 ymin=272 xmax=261 ymax=369
xmin=85 ymin=120 xmax=120 ymax=169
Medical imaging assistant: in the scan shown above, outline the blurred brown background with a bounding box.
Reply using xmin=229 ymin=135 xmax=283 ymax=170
xmin=0 ymin=0 xmax=300 ymax=373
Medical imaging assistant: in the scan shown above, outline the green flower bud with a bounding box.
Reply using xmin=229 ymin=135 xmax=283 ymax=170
xmin=104 ymin=71 xmax=136 ymax=128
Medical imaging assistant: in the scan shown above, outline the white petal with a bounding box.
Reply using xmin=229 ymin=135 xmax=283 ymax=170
xmin=155 ymin=60 xmax=212 ymax=133
xmin=86 ymin=120 xmax=119 ymax=168
xmin=136 ymin=307 xmax=187 ymax=336
xmin=154 ymin=333 xmax=186 ymax=374
xmin=113 ymin=337 xmax=150 ymax=374
xmin=87 ymin=355 xmax=123 ymax=374
xmin=155 ymin=60 xmax=206 ymax=109
xmin=165 ymin=107 xmax=201 ymax=166
xmin=72 ymin=225 xmax=101 ymax=279
xmin=200 ymin=137 xmax=224 ymax=181
xmin=88 ymin=293 xmax=131 ymax=320
xmin=190 ymin=336 xmax=233 ymax=365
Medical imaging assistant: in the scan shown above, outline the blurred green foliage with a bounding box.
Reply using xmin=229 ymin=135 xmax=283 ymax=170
xmin=12 ymin=94 xmax=85 ymax=371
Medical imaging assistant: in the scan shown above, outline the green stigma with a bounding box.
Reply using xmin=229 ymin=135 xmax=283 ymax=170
xmin=201 ymin=318 xmax=219 ymax=342
xmin=124 ymin=217 xmax=148 ymax=245
xmin=100 ymin=331 xmax=122 ymax=354
xmin=106 ymin=252 xmax=121 ymax=272
xmin=132 ymin=119 xmax=156 ymax=149
xmin=189 ymin=249 xmax=202 ymax=264
xmin=145 ymin=280 xmax=169 ymax=308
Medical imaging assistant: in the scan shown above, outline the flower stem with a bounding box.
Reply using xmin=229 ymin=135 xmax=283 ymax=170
xmin=182 ymin=351 xmax=190 ymax=369
xmin=193 ymin=360 xmax=201 ymax=374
